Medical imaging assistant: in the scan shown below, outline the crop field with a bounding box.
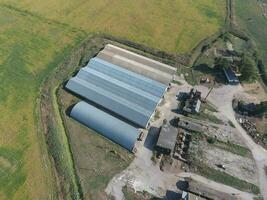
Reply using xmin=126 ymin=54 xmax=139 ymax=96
xmin=0 ymin=1 xmax=226 ymax=199
xmin=0 ymin=0 xmax=226 ymax=54
xmin=0 ymin=5 xmax=84 ymax=200
xmin=235 ymin=0 xmax=267 ymax=68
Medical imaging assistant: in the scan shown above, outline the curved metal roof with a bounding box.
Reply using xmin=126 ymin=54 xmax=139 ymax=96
xmin=70 ymin=101 xmax=140 ymax=151
xmin=97 ymin=49 xmax=173 ymax=85
xmin=66 ymin=77 xmax=152 ymax=127
xmin=88 ymin=57 xmax=166 ymax=97
xmin=77 ymin=67 xmax=159 ymax=110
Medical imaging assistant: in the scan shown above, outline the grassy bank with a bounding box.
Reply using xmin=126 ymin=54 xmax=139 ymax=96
xmin=193 ymin=161 xmax=260 ymax=194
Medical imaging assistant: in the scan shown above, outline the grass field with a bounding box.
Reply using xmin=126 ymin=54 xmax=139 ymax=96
xmin=0 ymin=1 xmax=226 ymax=199
xmin=58 ymin=90 xmax=133 ymax=200
xmin=0 ymin=5 xmax=84 ymax=200
xmin=0 ymin=0 xmax=226 ymax=54
xmin=235 ymin=0 xmax=267 ymax=69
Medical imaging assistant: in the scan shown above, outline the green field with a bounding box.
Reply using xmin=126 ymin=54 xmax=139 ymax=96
xmin=0 ymin=0 xmax=225 ymax=54
xmin=235 ymin=0 xmax=267 ymax=72
xmin=0 ymin=1 xmax=226 ymax=199
xmin=0 ymin=6 xmax=84 ymax=200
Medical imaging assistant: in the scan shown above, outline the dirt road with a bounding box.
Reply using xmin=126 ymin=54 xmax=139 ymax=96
xmin=179 ymin=172 xmax=254 ymax=200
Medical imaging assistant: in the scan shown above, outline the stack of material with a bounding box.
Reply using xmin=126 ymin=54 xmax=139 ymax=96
xmin=97 ymin=44 xmax=176 ymax=85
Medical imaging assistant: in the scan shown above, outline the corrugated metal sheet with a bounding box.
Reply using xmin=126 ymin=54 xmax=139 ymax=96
xmin=66 ymin=57 xmax=167 ymax=128
xmin=88 ymin=57 xmax=166 ymax=98
xmin=97 ymin=49 xmax=173 ymax=85
xmin=70 ymin=101 xmax=140 ymax=151
xmin=77 ymin=67 xmax=159 ymax=110
xmin=104 ymin=44 xmax=177 ymax=75
xmin=66 ymin=77 xmax=153 ymax=127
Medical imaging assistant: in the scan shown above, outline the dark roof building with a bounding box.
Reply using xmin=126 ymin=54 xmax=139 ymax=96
xmin=183 ymin=88 xmax=202 ymax=114
xmin=223 ymin=68 xmax=239 ymax=84
xmin=177 ymin=118 xmax=203 ymax=133
xmin=155 ymin=124 xmax=178 ymax=155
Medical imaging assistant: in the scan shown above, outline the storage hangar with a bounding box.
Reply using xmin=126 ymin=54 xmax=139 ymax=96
xmin=66 ymin=57 xmax=167 ymax=128
xmin=70 ymin=101 xmax=140 ymax=151
xmin=97 ymin=44 xmax=176 ymax=85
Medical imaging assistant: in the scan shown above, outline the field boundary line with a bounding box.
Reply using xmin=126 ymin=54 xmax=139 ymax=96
xmin=0 ymin=3 xmax=87 ymax=36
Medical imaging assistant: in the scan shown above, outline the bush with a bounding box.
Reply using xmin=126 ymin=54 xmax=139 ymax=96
xmin=239 ymin=55 xmax=258 ymax=82
xmin=207 ymin=136 xmax=216 ymax=144
xmin=258 ymin=60 xmax=267 ymax=86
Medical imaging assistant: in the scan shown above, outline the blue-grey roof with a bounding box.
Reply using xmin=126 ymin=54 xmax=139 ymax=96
xmin=66 ymin=77 xmax=152 ymax=127
xmin=70 ymin=101 xmax=140 ymax=151
xmin=66 ymin=57 xmax=167 ymax=128
xmin=223 ymin=68 xmax=239 ymax=83
xmin=87 ymin=57 xmax=166 ymax=97
xmin=77 ymin=67 xmax=159 ymax=110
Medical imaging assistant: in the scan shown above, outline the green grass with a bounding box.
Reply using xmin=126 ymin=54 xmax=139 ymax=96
xmin=188 ymin=112 xmax=223 ymax=125
xmin=122 ymin=186 xmax=153 ymax=200
xmin=228 ymin=120 xmax=236 ymax=128
xmin=203 ymin=102 xmax=218 ymax=113
xmin=0 ymin=6 xmax=83 ymax=200
xmin=177 ymin=66 xmax=198 ymax=85
xmin=194 ymin=161 xmax=260 ymax=194
xmin=172 ymin=80 xmax=182 ymax=85
xmin=235 ymin=0 xmax=267 ymax=80
xmin=212 ymin=140 xmax=250 ymax=157
xmin=0 ymin=0 xmax=226 ymax=54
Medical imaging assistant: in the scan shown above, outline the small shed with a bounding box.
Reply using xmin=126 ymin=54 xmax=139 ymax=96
xmin=155 ymin=124 xmax=178 ymax=155
xmin=223 ymin=68 xmax=239 ymax=84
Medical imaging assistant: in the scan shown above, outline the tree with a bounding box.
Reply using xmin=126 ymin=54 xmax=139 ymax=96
xmin=239 ymin=55 xmax=258 ymax=82
xmin=214 ymin=57 xmax=231 ymax=71
xmin=254 ymin=101 xmax=267 ymax=117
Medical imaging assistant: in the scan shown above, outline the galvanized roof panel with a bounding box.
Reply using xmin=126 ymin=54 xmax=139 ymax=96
xmin=87 ymin=57 xmax=167 ymax=97
xmin=66 ymin=77 xmax=152 ymax=127
xmin=77 ymin=67 xmax=159 ymax=110
xmin=70 ymin=101 xmax=140 ymax=151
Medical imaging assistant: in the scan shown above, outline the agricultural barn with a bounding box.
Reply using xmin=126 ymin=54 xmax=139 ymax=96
xmin=66 ymin=44 xmax=176 ymax=151
xmin=155 ymin=124 xmax=178 ymax=155
xmin=70 ymin=101 xmax=140 ymax=151
xmin=97 ymin=44 xmax=176 ymax=85
xmin=66 ymin=57 xmax=168 ymax=128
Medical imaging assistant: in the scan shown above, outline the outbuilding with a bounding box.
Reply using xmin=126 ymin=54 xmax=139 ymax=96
xmin=223 ymin=68 xmax=239 ymax=84
xmin=155 ymin=124 xmax=178 ymax=155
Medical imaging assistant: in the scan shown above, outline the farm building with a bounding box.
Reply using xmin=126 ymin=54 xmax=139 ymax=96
xmin=66 ymin=45 xmax=176 ymax=151
xmin=97 ymin=44 xmax=176 ymax=85
xmin=155 ymin=124 xmax=178 ymax=155
xmin=183 ymin=88 xmax=202 ymax=114
xmin=70 ymin=101 xmax=141 ymax=152
xmin=177 ymin=118 xmax=203 ymax=133
xmin=223 ymin=68 xmax=239 ymax=84
xmin=66 ymin=57 xmax=167 ymax=128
